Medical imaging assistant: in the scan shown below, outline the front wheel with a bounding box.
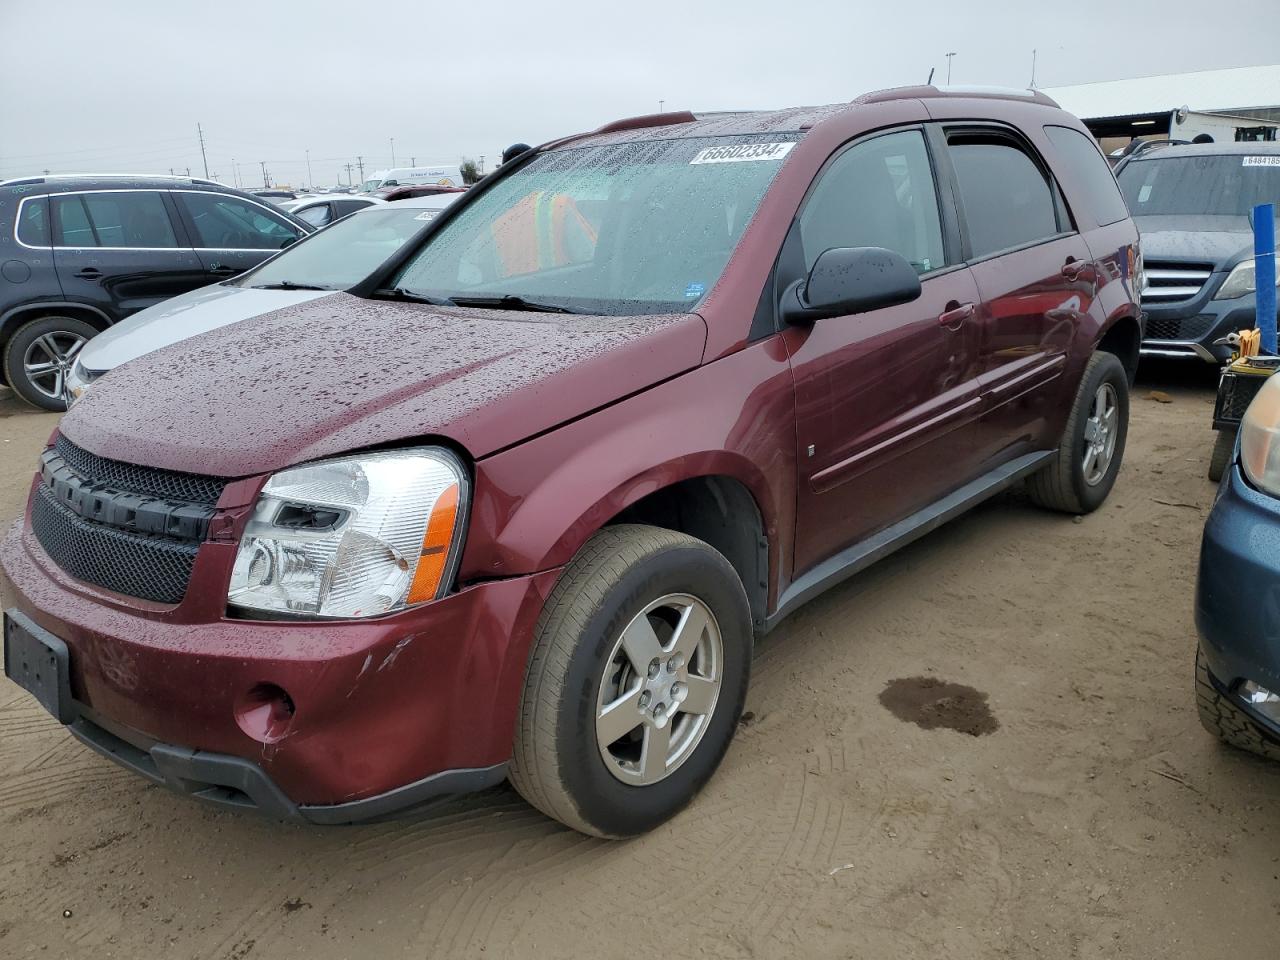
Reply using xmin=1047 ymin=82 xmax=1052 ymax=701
xmin=508 ymin=524 xmax=752 ymax=837
xmin=1207 ymin=428 xmax=1235 ymax=483
xmin=1027 ymin=351 xmax=1129 ymax=514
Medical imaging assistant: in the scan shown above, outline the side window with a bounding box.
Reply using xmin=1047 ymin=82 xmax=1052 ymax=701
xmin=178 ymin=193 xmax=302 ymax=249
xmin=947 ymin=135 xmax=1060 ymax=258
xmin=798 ymin=130 xmax=945 ymax=275
xmin=297 ymin=204 xmax=332 ymax=227
xmin=52 ymin=195 xmax=97 ymax=247
xmin=81 ymin=192 xmax=179 ymax=248
xmin=17 ymin=198 xmax=50 ymax=246
xmin=1043 ymin=125 xmax=1129 ymax=227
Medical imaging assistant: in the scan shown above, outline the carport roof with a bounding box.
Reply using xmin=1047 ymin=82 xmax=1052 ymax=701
xmin=1042 ymin=64 xmax=1280 ymax=121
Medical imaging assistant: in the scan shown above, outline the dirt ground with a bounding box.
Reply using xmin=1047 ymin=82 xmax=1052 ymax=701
xmin=1 ymin=365 xmax=1277 ymax=959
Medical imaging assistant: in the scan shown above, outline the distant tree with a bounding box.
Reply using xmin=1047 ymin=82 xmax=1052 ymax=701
xmin=460 ymin=158 xmax=481 ymax=185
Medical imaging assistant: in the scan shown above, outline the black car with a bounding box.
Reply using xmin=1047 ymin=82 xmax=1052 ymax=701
xmin=1115 ymin=142 xmax=1280 ymax=364
xmin=0 ymin=175 xmax=313 ymax=409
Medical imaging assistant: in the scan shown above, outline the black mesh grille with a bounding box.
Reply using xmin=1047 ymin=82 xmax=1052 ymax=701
xmin=1145 ymin=314 xmax=1217 ymax=342
xmin=31 ymin=485 xmax=198 ymax=604
xmin=54 ymin=435 xmax=227 ymax=506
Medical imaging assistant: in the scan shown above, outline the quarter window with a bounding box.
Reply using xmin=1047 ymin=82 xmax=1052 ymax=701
xmin=17 ymin=198 xmax=50 ymax=246
xmin=948 ymin=135 xmax=1061 ymax=258
xmin=1044 ymin=125 xmax=1129 ymax=226
xmin=798 ymin=130 xmax=946 ymax=275
xmin=297 ymin=204 xmax=332 ymax=227
xmin=178 ymin=193 xmax=301 ymax=249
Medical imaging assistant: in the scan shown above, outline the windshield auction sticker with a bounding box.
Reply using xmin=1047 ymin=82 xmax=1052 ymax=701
xmin=690 ymin=142 xmax=796 ymax=164
xmin=1243 ymin=157 xmax=1280 ymax=166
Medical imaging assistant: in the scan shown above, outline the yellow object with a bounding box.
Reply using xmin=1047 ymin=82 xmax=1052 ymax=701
xmin=1238 ymin=328 xmax=1262 ymax=359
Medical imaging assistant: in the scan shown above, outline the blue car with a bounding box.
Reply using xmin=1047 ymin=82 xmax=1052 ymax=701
xmin=1196 ymin=371 xmax=1280 ymax=760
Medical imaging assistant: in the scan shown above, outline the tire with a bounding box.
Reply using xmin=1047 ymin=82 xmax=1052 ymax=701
xmin=2 ymin=315 xmax=97 ymax=411
xmin=1207 ymin=428 xmax=1235 ymax=483
xmin=508 ymin=524 xmax=752 ymax=837
xmin=1027 ymin=351 xmax=1129 ymax=514
xmin=1195 ymin=646 xmax=1280 ymax=761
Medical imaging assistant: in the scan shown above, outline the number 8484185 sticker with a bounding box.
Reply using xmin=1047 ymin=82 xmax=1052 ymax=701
xmin=690 ymin=142 xmax=796 ymax=165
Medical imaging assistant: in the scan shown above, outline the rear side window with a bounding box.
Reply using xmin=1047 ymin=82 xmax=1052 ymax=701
xmin=51 ymin=192 xmax=179 ymax=248
xmin=948 ymin=135 xmax=1060 ymax=258
xmin=297 ymin=204 xmax=332 ymax=227
xmin=799 ymin=129 xmax=946 ymax=275
xmin=17 ymin=198 xmax=50 ymax=246
xmin=177 ymin=193 xmax=301 ymax=250
xmin=1044 ymin=125 xmax=1129 ymax=226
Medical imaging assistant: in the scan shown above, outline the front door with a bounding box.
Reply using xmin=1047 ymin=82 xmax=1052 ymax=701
xmin=49 ymin=190 xmax=207 ymax=322
xmin=783 ymin=128 xmax=985 ymax=577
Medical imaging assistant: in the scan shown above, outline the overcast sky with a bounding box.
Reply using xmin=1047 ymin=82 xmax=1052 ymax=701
xmin=2 ymin=0 xmax=1276 ymax=187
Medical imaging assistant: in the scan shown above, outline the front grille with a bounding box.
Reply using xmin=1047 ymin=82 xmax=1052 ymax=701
xmin=30 ymin=437 xmax=225 ymax=604
xmin=1144 ymin=313 xmax=1218 ymax=342
xmin=31 ymin=486 xmax=199 ymax=604
xmin=1141 ymin=261 xmax=1214 ymax=305
xmin=54 ymin=434 xmax=226 ymax=505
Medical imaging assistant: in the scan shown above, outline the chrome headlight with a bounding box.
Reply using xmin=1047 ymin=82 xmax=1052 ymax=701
xmin=228 ymin=448 xmax=467 ymax=619
xmin=1240 ymin=373 xmax=1280 ymax=498
xmin=64 ymin=359 xmax=93 ymax=408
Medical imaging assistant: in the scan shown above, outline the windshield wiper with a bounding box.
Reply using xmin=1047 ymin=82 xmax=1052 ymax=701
xmin=448 ymin=294 xmax=579 ymax=314
xmin=372 ymin=286 xmax=451 ymax=305
xmin=250 ymin=281 xmax=333 ymax=291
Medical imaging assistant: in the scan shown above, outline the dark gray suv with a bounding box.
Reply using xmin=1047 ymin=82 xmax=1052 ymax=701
xmin=0 ymin=175 xmax=312 ymax=409
xmin=1115 ymin=142 xmax=1280 ymax=363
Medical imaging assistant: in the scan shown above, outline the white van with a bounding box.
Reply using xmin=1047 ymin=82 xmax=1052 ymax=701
xmin=359 ymin=165 xmax=464 ymax=193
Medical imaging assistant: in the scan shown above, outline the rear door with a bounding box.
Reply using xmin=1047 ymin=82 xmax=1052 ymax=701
xmin=941 ymin=127 xmax=1096 ymax=462
xmin=172 ymin=190 xmax=306 ymax=280
xmin=783 ymin=127 xmax=986 ymax=575
xmin=50 ymin=190 xmax=208 ymax=322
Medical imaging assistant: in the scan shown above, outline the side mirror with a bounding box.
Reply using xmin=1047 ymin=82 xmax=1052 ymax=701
xmin=781 ymin=246 xmax=922 ymax=324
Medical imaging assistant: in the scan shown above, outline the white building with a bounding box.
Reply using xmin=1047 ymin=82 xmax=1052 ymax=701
xmin=1042 ymin=64 xmax=1280 ymax=152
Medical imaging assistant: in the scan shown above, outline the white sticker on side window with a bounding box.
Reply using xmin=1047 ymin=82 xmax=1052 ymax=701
xmin=1243 ymin=156 xmax=1280 ymax=167
xmin=690 ymin=142 xmax=795 ymax=165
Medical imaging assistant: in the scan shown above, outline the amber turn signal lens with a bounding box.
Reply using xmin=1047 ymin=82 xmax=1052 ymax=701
xmin=406 ymin=482 xmax=460 ymax=604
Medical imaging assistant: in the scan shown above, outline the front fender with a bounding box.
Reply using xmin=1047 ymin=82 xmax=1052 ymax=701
xmin=458 ymin=336 xmax=797 ymax=611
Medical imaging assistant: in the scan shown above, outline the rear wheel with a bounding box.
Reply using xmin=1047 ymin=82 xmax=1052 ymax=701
xmin=508 ymin=524 xmax=752 ymax=837
xmin=1027 ymin=351 xmax=1129 ymax=514
xmin=1207 ymin=428 xmax=1235 ymax=483
xmin=1195 ymin=647 xmax=1280 ymax=761
xmin=2 ymin=316 xmax=96 ymax=411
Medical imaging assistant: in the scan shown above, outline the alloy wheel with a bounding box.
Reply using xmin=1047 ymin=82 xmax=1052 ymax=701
xmin=23 ymin=331 xmax=86 ymax=402
xmin=1082 ymin=382 xmax=1119 ymax=486
xmin=595 ymin=593 xmax=723 ymax=786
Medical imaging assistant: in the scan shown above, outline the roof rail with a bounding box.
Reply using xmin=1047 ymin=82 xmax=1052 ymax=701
xmin=0 ymin=173 xmax=222 ymax=186
xmin=855 ymin=84 xmax=1059 ymax=108
xmin=592 ymin=110 xmax=697 ymax=135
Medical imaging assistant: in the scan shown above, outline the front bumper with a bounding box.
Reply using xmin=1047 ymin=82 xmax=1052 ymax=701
xmin=1196 ymin=463 xmax=1280 ymax=738
xmin=1140 ymin=290 xmax=1262 ymax=364
xmin=0 ymin=517 xmax=561 ymax=820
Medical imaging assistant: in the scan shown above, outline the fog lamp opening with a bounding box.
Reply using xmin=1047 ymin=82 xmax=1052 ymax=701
xmin=1235 ymin=678 xmax=1280 ymax=722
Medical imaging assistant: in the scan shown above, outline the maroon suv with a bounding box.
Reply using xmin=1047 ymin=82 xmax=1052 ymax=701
xmin=1 ymin=86 xmax=1141 ymax=837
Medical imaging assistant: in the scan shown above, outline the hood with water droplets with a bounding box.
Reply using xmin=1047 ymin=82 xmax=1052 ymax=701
xmin=60 ymin=293 xmax=707 ymax=477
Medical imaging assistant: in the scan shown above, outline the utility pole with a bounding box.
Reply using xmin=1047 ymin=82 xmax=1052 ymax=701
xmin=306 ymin=149 xmax=312 ymax=188
xmin=356 ymin=156 xmax=365 ymax=183
xmin=344 ymin=162 xmax=354 ymax=185
xmin=390 ymin=138 xmax=396 ymax=166
xmin=1030 ymin=48 xmax=1037 ymax=88
xmin=197 ymin=123 xmax=209 ymax=178
xmin=945 ymin=52 xmax=956 ymax=84
xmin=410 ymin=156 xmax=415 ymax=166
xmin=169 ymin=167 xmax=175 ymax=176
xmin=659 ymin=99 xmax=665 ymax=112
xmin=260 ymin=161 xmax=269 ymax=188
xmin=479 ymin=155 xmax=485 ymax=174
xmin=185 ymin=166 xmax=191 ymax=177
xmin=231 ymin=158 xmax=238 ymax=187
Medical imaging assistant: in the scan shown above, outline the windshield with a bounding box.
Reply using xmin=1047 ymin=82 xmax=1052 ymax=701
xmin=1118 ymin=154 xmax=1280 ymax=217
xmin=231 ymin=207 xmax=436 ymax=289
xmin=390 ymin=135 xmax=799 ymax=315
